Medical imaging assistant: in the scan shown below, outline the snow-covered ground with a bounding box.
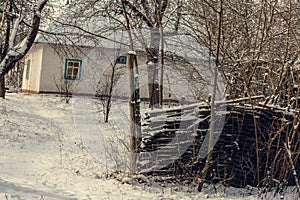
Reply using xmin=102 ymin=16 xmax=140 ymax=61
xmin=0 ymin=93 xmax=284 ymax=199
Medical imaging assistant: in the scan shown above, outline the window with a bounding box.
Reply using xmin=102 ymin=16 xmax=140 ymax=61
xmin=116 ymin=56 xmax=127 ymax=64
xmin=64 ymin=59 xmax=82 ymax=80
xmin=25 ymin=59 xmax=31 ymax=80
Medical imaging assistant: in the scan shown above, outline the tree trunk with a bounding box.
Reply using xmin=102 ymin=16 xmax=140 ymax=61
xmin=158 ymin=0 xmax=164 ymax=108
xmin=128 ymin=52 xmax=137 ymax=173
xmin=104 ymin=61 xmax=117 ymax=123
xmin=147 ymin=52 xmax=159 ymax=109
xmin=0 ymin=0 xmax=49 ymax=80
xmin=158 ymin=27 xmax=164 ymax=108
xmin=147 ymin=29 xmax=160 ymax=109
xmin=134 ymin=55 xmax=142 ymax=152
xmin=0 ymin=76 xmax=5 ymax=98
xmin=199 ymin=0 xmax=223 ymax=191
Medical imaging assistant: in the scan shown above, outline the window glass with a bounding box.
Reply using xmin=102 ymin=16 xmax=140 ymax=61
xmin=64 ymin=59 xmax=82 ymax=80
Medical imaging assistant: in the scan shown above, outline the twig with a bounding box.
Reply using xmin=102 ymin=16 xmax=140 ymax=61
xmin=284 ymin=142 xmax=300 ymax=197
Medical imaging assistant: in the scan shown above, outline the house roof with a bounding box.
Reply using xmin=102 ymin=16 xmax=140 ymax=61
xmin=36 ymin=1 xmax=206 ymax=54
xmin=36 ymin=0 xmax=133 ymax=49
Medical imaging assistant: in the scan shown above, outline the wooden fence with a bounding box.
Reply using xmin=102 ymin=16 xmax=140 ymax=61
xmin=137 ymin=97 xmax=300 ymax=188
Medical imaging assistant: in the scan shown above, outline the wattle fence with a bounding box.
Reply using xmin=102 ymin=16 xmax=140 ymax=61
xmin=137 ymin=97 xmax=300 ymax=188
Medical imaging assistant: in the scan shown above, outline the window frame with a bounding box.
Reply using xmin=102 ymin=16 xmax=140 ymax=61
xmin=64 ymin=59 xmax=82 ymax=80
xmin=116 ymin=56 xmax=127 ymax=64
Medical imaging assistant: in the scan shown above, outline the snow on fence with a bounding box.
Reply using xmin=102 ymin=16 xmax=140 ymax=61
xmin=137 ymin=96 xmax=300 ymax=189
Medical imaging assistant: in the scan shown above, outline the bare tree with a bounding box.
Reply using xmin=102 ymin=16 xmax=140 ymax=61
xmin=182 ymin=0 xmax=300 ymax=193
xmin=96 ymin=60 xmax=125 ymax=122
xmin=0 ymin=0 xmax=49 ymax=98
xmin=53 ymin=0 xmax=183 ymax=108
xmin=198 ymin=0 xmax=223 ymax=191
xmin=54 ymin=75 xmax=74 ymax=104
xmin=183 ymin=0 xmax=299 ymax=102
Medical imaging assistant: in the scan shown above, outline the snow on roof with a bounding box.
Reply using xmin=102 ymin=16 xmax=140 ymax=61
xmin=36 ymin=1 xmax=210 ymax=58
xmin=36 ymin=1 xmax=225 ymax=100
xmin=36 ymin=0 xmax=128 ymax=48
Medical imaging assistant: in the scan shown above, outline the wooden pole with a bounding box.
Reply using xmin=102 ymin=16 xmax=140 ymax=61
xmin=128 ymin=51 xmax=137 ymax=173
xmin=134 ymin=55 xmax=142 ymax=153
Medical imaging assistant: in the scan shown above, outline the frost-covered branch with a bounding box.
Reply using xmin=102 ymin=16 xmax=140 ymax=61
xmin=0 ymin=0 xmax=48 ymax=79
xmin=122 ymin=0 xmax=153 ymax=28
xmin=8 ymin=15 xmax=23 ymax=50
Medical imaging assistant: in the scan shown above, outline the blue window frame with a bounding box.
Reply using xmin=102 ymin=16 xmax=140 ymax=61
xmin=116 ymin=56 xmax=127 ymax=64
xmin=64 ymin=59 xmax=82 ymax=80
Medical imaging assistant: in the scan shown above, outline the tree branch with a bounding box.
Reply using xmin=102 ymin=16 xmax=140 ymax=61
xmin=123 ymin=0 xmax=153 ymax=27
xmin=0 ymin=0 xmax=48 ymax=78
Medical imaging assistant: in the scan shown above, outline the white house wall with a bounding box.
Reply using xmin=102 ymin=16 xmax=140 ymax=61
xmin=39 ymin=44 xmax=64 ymax=93
xmin=74 ymin=47 xmax=118 ymax=95
xmin=21 ymin=43 xmax=44 ymax=93
xmin=22 ymin=42 xmax=209 ymax=102
xmin=22 ymin=42 xmax=128 ymax=96
xmin=40 ymin=44 xmax=115 ymax=95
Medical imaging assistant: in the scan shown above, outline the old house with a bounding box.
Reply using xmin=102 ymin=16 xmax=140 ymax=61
xmin=21 ymin=40 xmax=122 ymax=96
xmin=21 ymin=10 xmax=210 ymax=102
xmin=22 ymin=33 xmax=211 ymax=104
